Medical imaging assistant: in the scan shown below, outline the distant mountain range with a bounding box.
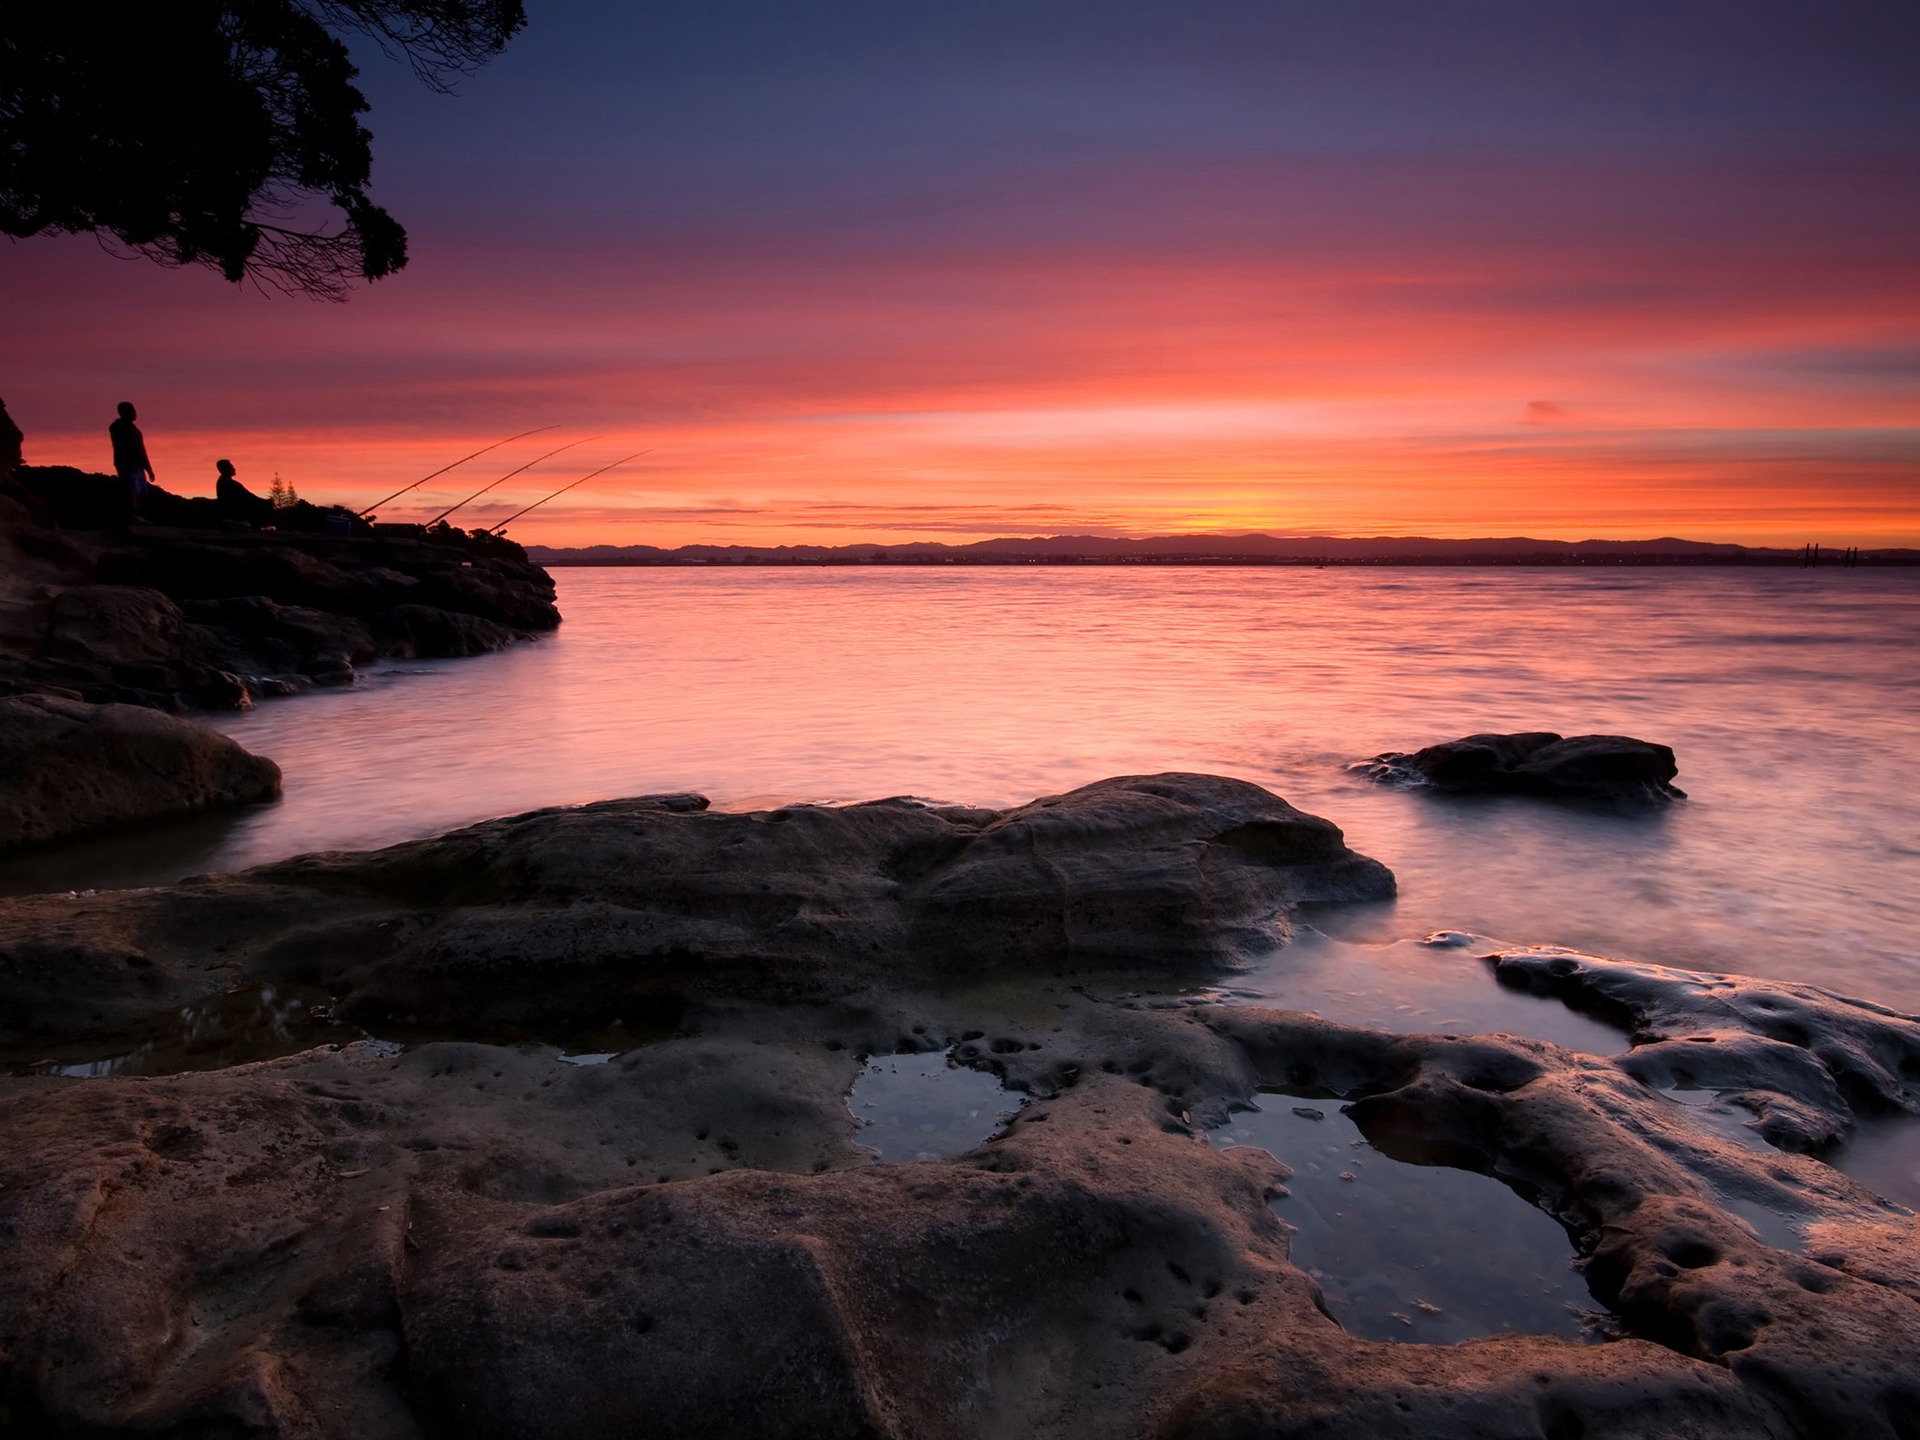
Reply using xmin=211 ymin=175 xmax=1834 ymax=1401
xmin=526 ymin=534 xmax=1918 ymax=567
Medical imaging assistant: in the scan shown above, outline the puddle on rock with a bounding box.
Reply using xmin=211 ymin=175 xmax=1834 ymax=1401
xmin=1655 ymin=1086 xmax=1778 ymax=1153
xmin=7 ymin=986 xmax=687 ymax=1079
xmin=5 ymin=983 xmax=344 ymax=1078
xmin=1212 ymin=1095 xmax=1606 ymax=1344
xmin=1831 ymin=1117 xmax=1920 ymax=1211
xmin=847 ymin=1047 xmax=1026 ymax=1162
xmin=1212 ymin=929 xmax=1627 ymax=1055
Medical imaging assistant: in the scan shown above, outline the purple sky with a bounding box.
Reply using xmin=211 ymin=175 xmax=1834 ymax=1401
xmin=8 ymin=0 xmax=1918 ymax=543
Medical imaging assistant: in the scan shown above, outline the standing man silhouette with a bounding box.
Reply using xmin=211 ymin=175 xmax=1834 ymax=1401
xmin=109 ymin=401 xmax=154 ymax=510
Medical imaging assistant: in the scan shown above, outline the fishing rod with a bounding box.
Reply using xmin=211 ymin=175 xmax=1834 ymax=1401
xmin=424 ymin=435 xmax=598 ymax=527
xmin=488 ymin=450 xmax=652 ymax=534
xmin=357 ymin=425 xmax=558 ymax=517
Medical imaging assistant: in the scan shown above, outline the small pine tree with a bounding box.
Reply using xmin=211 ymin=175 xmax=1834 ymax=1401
xmin=268 ymin=472 xmax=300 ymax=508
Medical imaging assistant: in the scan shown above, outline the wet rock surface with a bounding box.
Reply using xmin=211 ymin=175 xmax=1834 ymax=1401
xmin=0 ymin=774 xmax=1392 ymax=1051
xmin=1362 ymin=731 xmax=1685 ymax=804
xmin=3 ymin=781 xmax=1920 ymax=1438
xmin=1489 ymin=946 xmax=1920 ymax=1152
xmin=0 ymin=693 xmax=281 ymax=853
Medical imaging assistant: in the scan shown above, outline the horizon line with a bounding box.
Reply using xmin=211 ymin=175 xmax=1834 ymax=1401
xmin=523 ymin=531 xmax=1915 ymax=553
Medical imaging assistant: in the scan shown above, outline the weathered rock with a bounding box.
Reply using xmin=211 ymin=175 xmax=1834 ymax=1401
xmin=1184 ymin=983 xmax=1920 ymax=1437
xmin=1362 ymin=731 xmax=1685 ymax=804
xmin=86 ymin=519 xmax=559 ymax=634
xmin=0 ymin=482 xmax=89 ymax=670
xmin=44 ymin=584 xmax=197 ymax=672
xmin=0 ymin=693 xmax=281 ymax=853
xmin=183 ymin=595 xmax=380 ymax=686
xmin=0 ymin=775 xmax=1392 ymax=1051
xmin=1489 ymin=946 xmax=1920 ymax=1147
xmin=1 ymin=467 xmax=559 ymax=714
xmin=9 ymin=771 xmax=1920 ymax=1437
xmin=8 ymin=940 xmax=1920 ymax=1437
xmin=398 ymin=1074 xmax=1316 ymax=1440
xmin=369 ymin=602 xmax=521 ymax=658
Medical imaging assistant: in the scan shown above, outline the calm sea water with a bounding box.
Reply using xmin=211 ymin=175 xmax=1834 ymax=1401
xmin=11 ymin=567 xmax=1920 ymax=1015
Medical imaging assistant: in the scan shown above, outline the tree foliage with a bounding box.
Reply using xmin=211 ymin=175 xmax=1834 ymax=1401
xmin=0 ymin=1 xmax=524 ymax=299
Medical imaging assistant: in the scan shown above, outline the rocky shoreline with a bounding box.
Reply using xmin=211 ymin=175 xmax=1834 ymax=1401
xmin=4 ymin=492 xmax=1916 ymax=1437
xmin=0 ymin=469 xmax=559 ymax=852
xmin=2 ymin=772 xmax=1918 ymax=1437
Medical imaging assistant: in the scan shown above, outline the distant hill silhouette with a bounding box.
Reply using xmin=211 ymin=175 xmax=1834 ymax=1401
xmin=526 ymin=534 xmax=1918 ymax=567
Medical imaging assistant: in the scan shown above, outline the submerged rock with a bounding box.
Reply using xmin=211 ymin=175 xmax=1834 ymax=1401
xmin=0 ymin=693 xmax=281 ymax=852
xmin=1362 ymin=731 xmax=1684 ymax=804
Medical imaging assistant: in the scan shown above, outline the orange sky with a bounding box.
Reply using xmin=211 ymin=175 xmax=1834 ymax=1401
xmin=10 ymin=145 xmax=1919 ymax=546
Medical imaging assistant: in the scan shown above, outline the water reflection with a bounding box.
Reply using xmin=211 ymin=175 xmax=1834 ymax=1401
xmin=5 ymin=982 xmax=337 ymax=1078
xmin=1832 ymin=1119 xmax=1920 ymax=1212
xmin=0 ymin=805 xmax=273 ymax=898
xmin=847 ymin=1048 xmax=1025 ymax=1162
xmin=1211 ymin=1096 xmax=1606 ymax=1343
xmin=6 ymin=568 xmax=1917 ymax=1011
xmin=1216 ymin=929 xmax=1629 ymax=1054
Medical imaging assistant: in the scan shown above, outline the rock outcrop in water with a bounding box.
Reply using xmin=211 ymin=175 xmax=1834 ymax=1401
xmin=0 ymin=694 xmax=282 ymax=852
xmin=3 ymin=468 xmax=559 ymax=712
xmin=0 ymin=469 xmax=560 ymax=855
xmin=1362 ymin=731 xmax=1685 ymax=804
xmin=3 ymin=777 xmax=1920 ymax=1437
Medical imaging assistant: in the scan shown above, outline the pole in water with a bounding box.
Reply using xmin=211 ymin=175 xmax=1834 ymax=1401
xmin=424 ymin=436 xmax=598 ymax=527
xmin=357 ymin=425 xmax=559 ymax=518
xmin=488 ymin=450 xmax=653 ymax=534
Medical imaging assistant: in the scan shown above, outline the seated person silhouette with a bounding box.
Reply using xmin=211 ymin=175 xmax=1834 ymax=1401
xmin=214 ymin=459 xmax=275 ymax=524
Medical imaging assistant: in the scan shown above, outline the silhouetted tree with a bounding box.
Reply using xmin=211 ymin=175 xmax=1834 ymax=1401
xmin=0 ymin=1 xmax=524 ymax=299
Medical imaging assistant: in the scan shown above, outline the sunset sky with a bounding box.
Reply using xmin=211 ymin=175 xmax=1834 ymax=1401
xmin=9 ymin=0 xmax=1920 ymax=546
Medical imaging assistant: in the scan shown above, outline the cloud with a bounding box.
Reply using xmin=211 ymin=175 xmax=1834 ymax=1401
xmin=9 ymin=145 xmax=1918 ymax=545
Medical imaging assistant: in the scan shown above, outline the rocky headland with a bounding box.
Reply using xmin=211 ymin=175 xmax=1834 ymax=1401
xmin=2 ymin=772 xmax=1917 ymax=1438
xmin=0 ymin=469 xmax=559 ymax=851
xmin=1361 ymin=732 xmax=1685 ymax=805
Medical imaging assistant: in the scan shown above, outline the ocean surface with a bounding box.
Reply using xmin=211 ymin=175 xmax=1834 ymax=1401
xmin=11 ymin=565 xmax=1920 ymax=1017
